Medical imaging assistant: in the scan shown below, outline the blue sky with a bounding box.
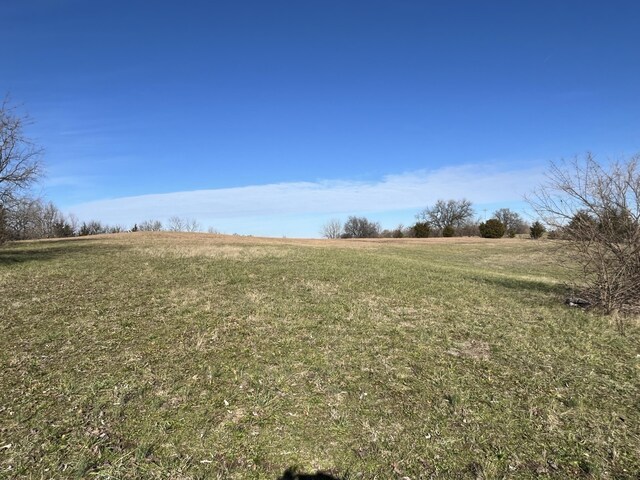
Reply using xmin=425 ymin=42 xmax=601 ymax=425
xmin=2 ymin=1 xmax=639 ymax=236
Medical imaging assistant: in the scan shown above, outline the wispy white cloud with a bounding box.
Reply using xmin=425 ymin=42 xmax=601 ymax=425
xmin=66 ymin=163 xmax=544 ymax=236
xmin=43 ymin=175 xmax=93 ymax=188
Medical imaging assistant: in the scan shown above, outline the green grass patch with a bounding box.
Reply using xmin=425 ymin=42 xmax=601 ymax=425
xmin=1 ymin=234 xmax=638 ymax=478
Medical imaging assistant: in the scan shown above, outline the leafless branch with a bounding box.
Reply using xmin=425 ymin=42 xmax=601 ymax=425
xmin=527 ymin=153 xmax=640 ymax=323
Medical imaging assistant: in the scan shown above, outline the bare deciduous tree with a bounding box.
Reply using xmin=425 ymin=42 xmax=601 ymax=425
xmin=67 ymin=213 xmax=79 ymax=233
xmin=40 ymin=201 xmax=62 ymax=237
xmin=1 ymin=97 xmax=43 ymax=243
xmin=321 ymin=218 xmax=342 ymax=239
xmin=168 ymin=216 xmax=200 ymax=232
xmin=139 ymin=219 xmax=163 ymax=231
xmin=528 ymin=153 xmax=640 ymax=325
xmin=417 ymin=199 xmax=474 ymax=235
xmin=342 ymin=216 xmax=380 ymax=238
xmin=0 ymin=98 xmax=42 ymax=202
xmin=493 ymin=208 xmax=526 ymax=237
xmin=184 ymin=218 xmax=200 ymax=233
xmin=2 ymin=197 xmax=65 ymax=240
xmin=3 ymin=197 xmax=39 ymax=240
xmin=167 ymin=216 xmax=184 ymax=232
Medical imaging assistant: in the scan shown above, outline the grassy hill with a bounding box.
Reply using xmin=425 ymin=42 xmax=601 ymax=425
xmin=1 ymin=233 xmax=638 ymax=479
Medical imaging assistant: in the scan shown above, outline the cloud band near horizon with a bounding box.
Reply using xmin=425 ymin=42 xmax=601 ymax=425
xmin=65 ymin=163 xmax=543 ymax=235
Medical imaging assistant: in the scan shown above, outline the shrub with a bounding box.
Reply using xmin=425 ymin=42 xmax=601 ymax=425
xmin=53 ymin=220 xmax=74 ymax=237
xmin=79 ymin=220 xmax=106 ymax=236
xmin=479 ymin=219 xmax=506 ymax=238
xmin=528 ymin=154 xmax=640 ymax=321
xmin=412 ymin=222 xmax=430 ymax=238
xmin=529 ymin=221 xmax=546 ymax=239
xmin=442 ymin=225 xmax=455 ymax=237
xmin=392 ymin=224 xmax=404 ymax=238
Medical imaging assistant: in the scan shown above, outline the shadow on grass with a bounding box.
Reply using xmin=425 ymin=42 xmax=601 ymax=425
xmin=278 ymin=468 xmax=342 ymax=480
xmin=0 ymin=240 xmax=111 ymax=266
xmin=481 ymin=274 xmax=568 ymax=297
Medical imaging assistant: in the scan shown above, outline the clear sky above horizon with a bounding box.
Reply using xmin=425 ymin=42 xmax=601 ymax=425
xmin=2 ymin=1 xmax=639 ymax=236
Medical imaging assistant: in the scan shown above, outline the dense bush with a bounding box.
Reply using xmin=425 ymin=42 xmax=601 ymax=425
xmin=392 ymin=225 xmax=404 ymax=238
xmin=565 ymin=209 xmax=635 ymax=243
xmin=479 ymin=219 xmax=506 ymax=238
xmin=53 ymin=220 xmax=74 ymax=237
xmin=79 ymin=220 xmax=107 ymax=236
xmin=442 ymin=225 xmax=455 ymax=237
xmin=412 ymin=222 xmax=430 ymax=238
xmin=529 ymin=221 xmax=546 ymax=239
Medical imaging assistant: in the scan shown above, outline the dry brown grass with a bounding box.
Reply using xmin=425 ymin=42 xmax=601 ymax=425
xmin=34 ymin=230 xmax=531 ymax=248
xmin=1 ymin=232 xmax=638 ymax=479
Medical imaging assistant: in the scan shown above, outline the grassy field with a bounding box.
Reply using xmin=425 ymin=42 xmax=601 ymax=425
xmin=1 ymin=233 xmax=638 ymax=479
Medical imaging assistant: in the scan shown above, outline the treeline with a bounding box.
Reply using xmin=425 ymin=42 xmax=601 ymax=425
xmin=1 ymin=198 xmax=78 ymax=241
xmin=322 ymin=199 xmax=545 ymax=239
xmin=0 ymin=197 xmax=208 ymax=242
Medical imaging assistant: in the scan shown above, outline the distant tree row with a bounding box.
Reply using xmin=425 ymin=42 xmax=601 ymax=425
xmin=0 ymin=197 xmax=132 ymax=240
xmin=0 ymin=198 xmax=210 ymax=241
xmin=415 ymin=200 xmax=538 ymax=239
xmin=2 ymin=197 xmax=75 ymax=240
xmin=134 ymin=217 xmax=209 ymax=233
xmin=321 ymin=200 xmax=544 ymax=240
xmin=77 ymin=216 xmax=205 ymax=237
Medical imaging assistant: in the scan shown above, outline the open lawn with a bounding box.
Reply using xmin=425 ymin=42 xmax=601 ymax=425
xmin=1 ymin=233 xmax=638 ymax=479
